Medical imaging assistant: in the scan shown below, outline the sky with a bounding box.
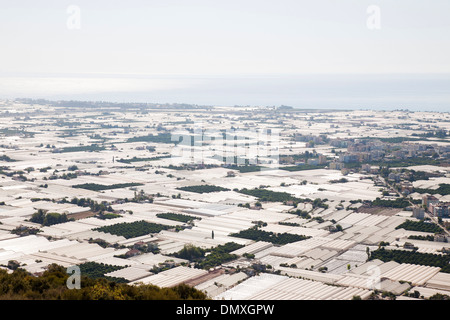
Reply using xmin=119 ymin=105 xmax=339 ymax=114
xmin=0 ymin=0 xmax=449 ymax=109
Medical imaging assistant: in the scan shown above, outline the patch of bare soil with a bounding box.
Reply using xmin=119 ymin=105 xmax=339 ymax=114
xmin=357 ymin=206 xmax=402 ymax=216
xmin=68 ymin=210 xmax=98 ymax=220
xmin=183 ymin=268 xmax=225 ymax=287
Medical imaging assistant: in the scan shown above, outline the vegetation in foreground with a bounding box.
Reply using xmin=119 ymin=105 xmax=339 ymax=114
xmin=0 ymin=264 xmax=208 ymax=300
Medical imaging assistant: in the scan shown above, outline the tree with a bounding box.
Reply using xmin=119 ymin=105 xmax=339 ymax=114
xmin=30 ymin=209 xmax=46 ymax=224
xmin=174 ymin=244 xmax=205 ymax=261
xmin=42 ymin=212 xmax=69 ymax=226
xmin=7 ymin=260 xmax=20 ymax=270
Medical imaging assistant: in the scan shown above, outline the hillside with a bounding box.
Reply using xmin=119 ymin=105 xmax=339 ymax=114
xmin=0 ymin=264 xmax=208 ymax=300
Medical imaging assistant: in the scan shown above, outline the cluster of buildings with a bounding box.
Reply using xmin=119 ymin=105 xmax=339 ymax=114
xmin=422 ymin=195 xmax=449 ymax=218
xmin=335 ymin=138 xmax=449 ymax=167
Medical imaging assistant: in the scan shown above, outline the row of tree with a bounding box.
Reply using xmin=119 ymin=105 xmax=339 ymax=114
xmin=65 ymin=197 xmax=114 ymax=213
xmin=94 ymin=220 xmax=171 ymax=239
xmin=230 ymin=227 xmax=311 ymax=245
xmin=371 ymin=197 xmax=413 ymax=208
xmin=369 ymin=248 xmax=450 ymax=270
xmin=78 ymin=262 xmax=127 ymax=283
xmin=156 ymin=212 xmax=201 ymax=223
xmin=237 ymin=188 xmax=329 ymax=209
xmin=172 ymin=242 xmax=244 ymax=270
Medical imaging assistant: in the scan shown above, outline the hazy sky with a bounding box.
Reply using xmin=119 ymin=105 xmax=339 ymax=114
xmin=1 ymin=0 xmax=450 ymax=76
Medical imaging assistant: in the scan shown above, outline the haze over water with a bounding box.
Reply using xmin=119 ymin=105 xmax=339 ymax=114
xmin=1 ymin=73 xmax=449 ymax=112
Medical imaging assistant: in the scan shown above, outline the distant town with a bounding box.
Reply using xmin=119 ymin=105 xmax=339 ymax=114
xmin=0 ymin=99 xmax=449 ymax=300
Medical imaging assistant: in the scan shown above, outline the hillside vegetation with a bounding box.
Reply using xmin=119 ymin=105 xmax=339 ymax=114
xmin=0 ymin=264 xmax=208 ymax=300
